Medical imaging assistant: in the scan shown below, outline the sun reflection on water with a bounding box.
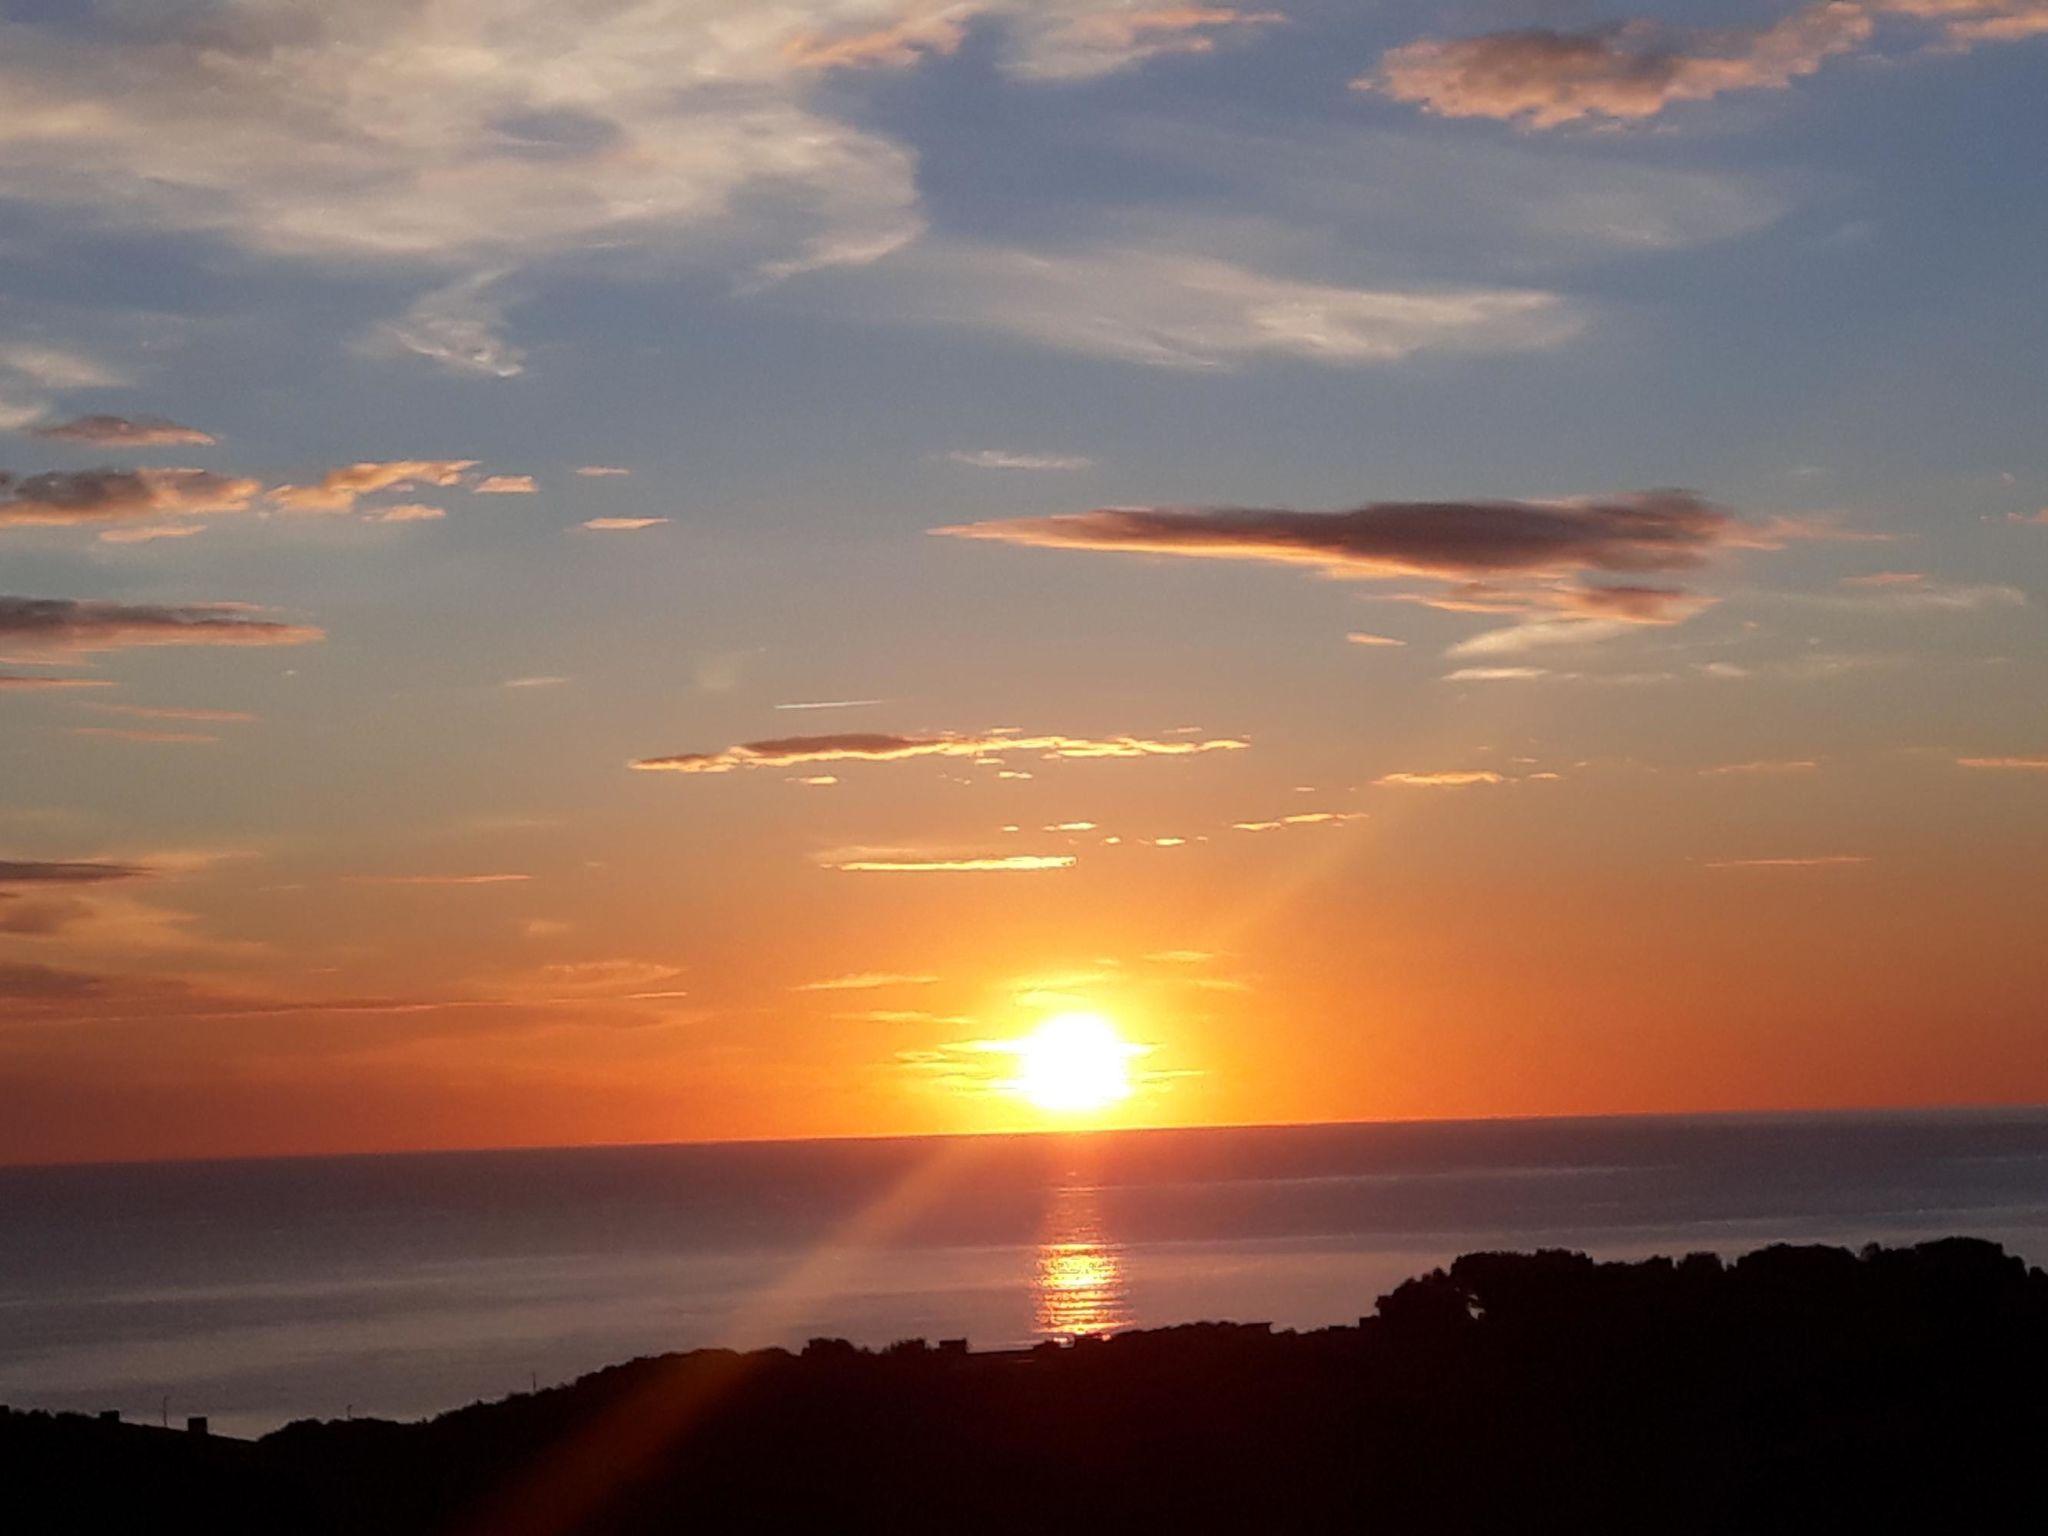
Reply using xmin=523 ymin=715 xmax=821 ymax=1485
xmin=1033 ymin=1180 xmax=1130 ymax=1339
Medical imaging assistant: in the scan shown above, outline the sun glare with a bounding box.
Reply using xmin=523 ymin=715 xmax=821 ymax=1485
xmin=1013 ymin=1012 xmax=1138 ymax=1114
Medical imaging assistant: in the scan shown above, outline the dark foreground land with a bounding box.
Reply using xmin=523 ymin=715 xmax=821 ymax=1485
xmin=8 ymin=1238 xmax=2047 ymax=1535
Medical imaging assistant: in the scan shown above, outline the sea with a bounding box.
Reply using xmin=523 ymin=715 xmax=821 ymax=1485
xmin=5 ymin=1109 xmax=2048 ymax=1438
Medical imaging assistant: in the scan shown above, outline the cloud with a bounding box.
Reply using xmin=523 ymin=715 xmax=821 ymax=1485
xmin=852 ymin=241 xmax=1580 ymax=369
xmin=1702 ymin=759 xmax=1821 ymax=775
xmin=0 ymin=674 xmax=113 ymax=691
xmin=576 ymin=466 xmax=632 ymax=478
xmin=1812 ymin=576 xmax=2026 ymax=612
xmin=1375 ymin=770 xmax=1506 ymax=787
xmin=0 ymin=859 xmax=150 ymax=886
xmin=1443 ymin=666 xmax=1552 ymax=681
xmin=0 ymin=344 xmax=127 ymax=430
xmin=1705 ymin=854 xmax=1870 ymax=868
xmin=488 ymin=959 xmax=685 ymax=996
xmin=774 ymin=698 xmax=884 ymax=711
xmin=947 ymin=449 xmax=1095 ymax=471
xmin=1231 ymin=811 xmax=1368 ymax=831
xmin=70 ymin=726 xmax=220 ymax=745
xmin=97 ymin=524 xmax=208 ymax=545
xmin=474 ymin=474 xmax=537 ymax=495
xmin=346 ymin=873 xmax=532 ymax=886
xmin=0 ymin=597 xmax=323 ymax=655
xmin=1000 ymin=4 xmax=1286 ymax=80
xmin=0 ymin=468 xmax=261 ymax=527
xmin=580 ymin=517 xmax=669 ymax=532
xmin=366 ymin=503 xmax=446 ymax=523
xmin=1368 ymin=4 xmax=1873 ymax=128
xmin=1347 ymin=631 xmax=1406 ymax=647
xmin=503 ymin=674 xmax=569 ymax=689
xmin=1366 ymin=1 xmax=2048 ymax=129
xmin=2009 ymin=509 xmax=2048 ymax=527
xmin=824 ymin=854 xmax=1077 ymax=873
xmin=30 ymin=415 xmax=217 ymax=448
xmin=365 ymin=272 xmax=526 ymax=379
xmin=1956 ymin=756 xmax=2048 ymax=771
xmin=1436 ymin=586 xmax=1716 ymax=656
xmin=270 ymin=460 xmax=476 ymax=514
xmin=632 ymin=729 xmax=1247 ymax=773
xmin=938 ymin=491 xmax=1741 ymax=582
xmin=796 ymin=972 xmax=940 ymax=991
xmin=83 ymin=704 xmax=255 ymax=724
xmin=787 ymin=3 xmax=1284 ymax=81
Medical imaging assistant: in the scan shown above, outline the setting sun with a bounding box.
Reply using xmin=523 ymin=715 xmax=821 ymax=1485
xmin=1012 ymin=1013 xmax=1141 ymax=1114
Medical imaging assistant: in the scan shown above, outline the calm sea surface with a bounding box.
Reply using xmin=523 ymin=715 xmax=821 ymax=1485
xmin=5 ymin=1110 xmax=2047 ymax=1437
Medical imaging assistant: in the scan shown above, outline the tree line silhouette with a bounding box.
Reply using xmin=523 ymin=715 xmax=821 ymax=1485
xmin=6 ymin=1237 xmax=2044 ymax=1533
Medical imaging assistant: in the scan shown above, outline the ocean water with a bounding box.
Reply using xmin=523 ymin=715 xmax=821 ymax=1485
xmin=4 ymin=1110 xmax=2047 ymax=1438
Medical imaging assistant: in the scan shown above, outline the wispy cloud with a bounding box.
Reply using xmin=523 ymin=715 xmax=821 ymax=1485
xmin=271 ymin=460 xmax=476 ymax=515
xmin=0 ymin=674 xmax=114 ymax=691
xmin=1231 ymin=811 xmax=1368 ymax=831
xmin=824 ymin=853 xmax=1077 ymax=874
xmin=0 ymin=859 xmax=150 ymax=886
xmin=365 ymin=272 xmax=526 ymax=379
xmin=1346 ymin=631 xmax=1406 ymax=647
xmin=632 ymin=730 xmax=1247 ymax=774
xmin=82 ymin=703 xmax=255 ymax=724
xmin=795 ymin=972 xmax=940 ymax=992
xmin=580 ymin=517 xmax=669 ymax=532
xmin=0 ymin=597 xmax=322 ymax=655
xmin=939 ymin=492 xmax=1741 ymax=581
xmin=1702 ymin=759 xmax=1820 ymax=776
xmin=30 ymin=415 xmax=217 ymax=448
xmin=474 ymin=474 xmax=537 ymax=495
xmin=1366 ymin=1 xmax=2048 ymax=130
xmin=1705 ymin=854 xmax=1871 ymax=869
xmin=70 ymin=725 xmax=220 ymax=745
xmin=0 ymin=468 xmax=260 ymax=527
xmin=774 ymin=698 xmax=884 ymax=712
xmin=1375 ymin=770 xmax=1506 ymax=787
xmin=858 ymin=241 xmax=1581 ymax=370
xmin=1956 ymin=756 xmax=2048 ymax=771
xmin=576 ymin=466 xmax=632 ymax=478
xmin=366 ymin=503 xmax=446 ymax=524
xmin=947 ymin=449 xmax=1095 ymax=471
xmin=344 ymin=873 xmax=532 ymax=887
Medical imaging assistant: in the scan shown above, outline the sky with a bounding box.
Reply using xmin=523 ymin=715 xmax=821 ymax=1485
xmin=0 ymin=0 xmax=2043 ymax=1164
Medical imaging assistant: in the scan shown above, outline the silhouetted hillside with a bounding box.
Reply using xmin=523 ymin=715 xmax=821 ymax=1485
xmin=9 ymin=1238 xmax=2045 ymax=1534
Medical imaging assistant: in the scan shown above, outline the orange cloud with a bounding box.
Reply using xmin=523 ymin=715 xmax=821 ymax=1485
xmin=1366 ymin=4 xmax=1874 ymax=128
xmin=936 ymin=492 xmax=1740 ymax=581
xmin=70 ymin=726 xmax=220 ymax=744
xmin=825 ymin=854 xmax=1077 ymax=873
xmin=1346 ymin=631 xmax=1406 ymax=647
xmin=1956 ymin=756 xmax=2048 ymax=771
xmin=31 ymin=414 xmax=217 ymax=447
xmin=1706 ymin=854 xmax=1870 ymax=869
xmin=0 ymin=468 xmax=260 ymax=526
xmin=270 ymin=460 xmax=475 ymax=513
xmin=0 ymin=674 xmax=113 ymax=690
xmin=345 ymin=872 xmax=532 ymax=886
xmin=474 ymin=474 xmax=536 ymax=494
xmin=632 ymin=730 xmax=1247 ymax=774
xmin=1375 ymin=770 xmax=1506 ymax=787
xmin=796 ymin=972 xmax=940 ymax=992
xmin=1702 ymin=759 xmax=1821 ymax=776
xmin=0 ymin=596 xmax=322 ymax=654
xmin=581 ymin=517 xmax=668 ymax=532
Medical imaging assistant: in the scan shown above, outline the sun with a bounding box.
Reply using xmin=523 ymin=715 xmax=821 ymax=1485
xmin=1012 ymin=1012 xmax=1139 ymax=1114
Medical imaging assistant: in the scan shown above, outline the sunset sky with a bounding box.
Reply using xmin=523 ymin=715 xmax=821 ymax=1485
xmin=1 ymin=0 xmax=2043 ymax=1164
